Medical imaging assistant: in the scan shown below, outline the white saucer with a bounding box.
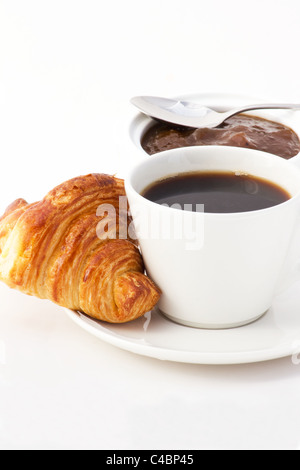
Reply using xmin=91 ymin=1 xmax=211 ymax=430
xmin=65 ymin=279 xmax=300 ymax=365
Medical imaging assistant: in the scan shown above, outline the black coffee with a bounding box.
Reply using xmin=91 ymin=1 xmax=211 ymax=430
xmin=142 ymin=171 xmax=291 ymax=214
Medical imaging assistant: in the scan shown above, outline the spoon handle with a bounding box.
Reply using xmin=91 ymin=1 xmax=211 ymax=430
xmin=224 ymin=103 xmax=300 ymax=119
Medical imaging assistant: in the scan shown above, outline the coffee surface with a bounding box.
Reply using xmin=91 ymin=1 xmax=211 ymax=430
xmin=141 ymin=114 xmax=300 ymax=159
xmin=142 ymin=172 xmax=291 ymax=213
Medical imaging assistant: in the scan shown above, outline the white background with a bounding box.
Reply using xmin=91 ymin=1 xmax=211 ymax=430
xmin=0 ymin=0 xmax=300 ymax=450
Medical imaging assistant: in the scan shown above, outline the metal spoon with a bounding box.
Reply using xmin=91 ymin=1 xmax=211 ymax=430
xmin=131 ymin=95 xmax=300 ymax=129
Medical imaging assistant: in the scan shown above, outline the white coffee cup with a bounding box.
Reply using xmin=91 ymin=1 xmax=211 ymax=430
xmin=125 ymin=146 xmax=300 ymax=329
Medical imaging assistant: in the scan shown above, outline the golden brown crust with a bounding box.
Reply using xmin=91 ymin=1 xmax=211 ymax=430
xmin=0 ymin=174 xmax=161 ymax=323
xmin=114 ymin=272 xmax=161 ymax=323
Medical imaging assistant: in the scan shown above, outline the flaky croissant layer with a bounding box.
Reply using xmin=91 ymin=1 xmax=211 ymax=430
xmin=0 ymin=174 xmax=161 ymax=323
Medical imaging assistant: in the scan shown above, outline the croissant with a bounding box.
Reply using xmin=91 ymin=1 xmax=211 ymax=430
xmin=0 ymin=173 xmax=161 ymax=323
